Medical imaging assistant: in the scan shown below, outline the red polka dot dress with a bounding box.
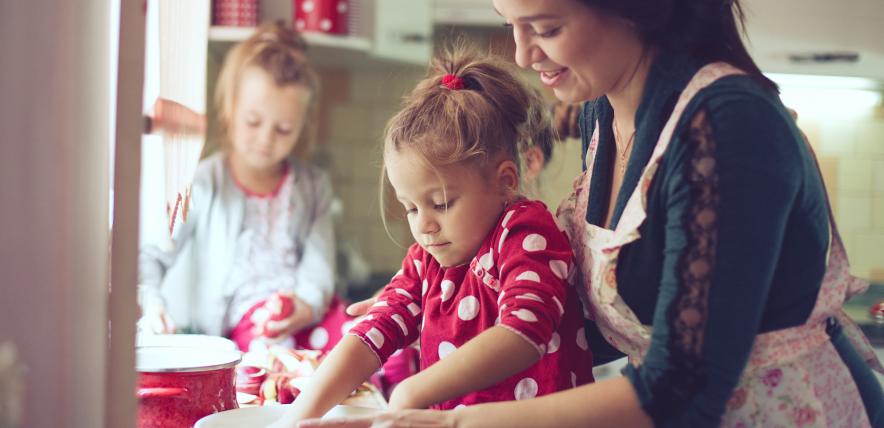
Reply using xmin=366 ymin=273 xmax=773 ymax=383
xmin=349 ymin=200 xmax=594 ymax=409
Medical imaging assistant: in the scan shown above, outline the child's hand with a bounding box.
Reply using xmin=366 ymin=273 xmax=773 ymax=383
xmin=137 ymin=306 xmax=176 ymax=334
xmin=264 ymin=295 xmax=314 ymax=340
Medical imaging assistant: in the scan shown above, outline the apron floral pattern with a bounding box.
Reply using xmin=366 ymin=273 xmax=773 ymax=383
xmin=557 ymin=62 xmax=884 ymax=427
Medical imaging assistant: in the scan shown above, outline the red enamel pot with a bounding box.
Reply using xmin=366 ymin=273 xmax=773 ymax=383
xmin=136 ymin=347 xmax=242 ymax=428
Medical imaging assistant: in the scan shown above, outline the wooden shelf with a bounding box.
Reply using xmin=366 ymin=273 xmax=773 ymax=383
xmin=208 ymin=26 xmax=371 ymax=52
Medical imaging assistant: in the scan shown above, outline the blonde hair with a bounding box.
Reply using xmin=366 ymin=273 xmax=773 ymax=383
xmin=380 ymin=44 xmax=554 ymax=235
xmin=214 ymin=21 xmax=320 ymax=159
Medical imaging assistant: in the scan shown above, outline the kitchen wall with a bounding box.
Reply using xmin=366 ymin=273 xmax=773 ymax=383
xmin=800 ymin=105 xmax=884 ymax=282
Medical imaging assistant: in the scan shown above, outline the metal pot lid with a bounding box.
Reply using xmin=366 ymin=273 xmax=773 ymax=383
xmin=136 ymin=333 xmax=238 ymax=352
xmin=136 ymin=347 xmax=242 ymax=373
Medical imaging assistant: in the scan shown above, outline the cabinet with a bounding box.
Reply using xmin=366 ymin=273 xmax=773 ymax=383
xmin=210 ymin=0 xmax=432 ymax=66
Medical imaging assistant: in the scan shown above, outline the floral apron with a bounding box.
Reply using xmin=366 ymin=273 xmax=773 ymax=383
xmin=557 ymin=62 xmax=884 ymax=427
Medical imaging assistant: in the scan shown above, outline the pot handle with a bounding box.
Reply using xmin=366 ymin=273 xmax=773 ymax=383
xmin=137 ymin=387 xmax=189 ymax=400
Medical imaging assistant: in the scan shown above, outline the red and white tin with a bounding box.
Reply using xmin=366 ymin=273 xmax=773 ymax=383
xmin=293 ymin=0 xmax=349 ymax=35
xmin=213 ymin=0 xmax=259 ymax=27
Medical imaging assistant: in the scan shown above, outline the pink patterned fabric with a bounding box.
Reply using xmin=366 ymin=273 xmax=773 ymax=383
xmin=556 ymin=62 xmax=882 ymax=426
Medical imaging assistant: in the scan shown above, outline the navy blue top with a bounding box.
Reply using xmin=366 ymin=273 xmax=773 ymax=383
xmin=578 ymin=50 xmax=883 ymax=426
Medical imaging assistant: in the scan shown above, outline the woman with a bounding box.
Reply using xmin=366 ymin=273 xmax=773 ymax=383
xmin=298 ymin=0 xmax=884 ymax=426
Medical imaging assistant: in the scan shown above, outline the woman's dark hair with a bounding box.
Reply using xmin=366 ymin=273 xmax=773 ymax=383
xmin=581 ymin=0 xmax=778 ymax=93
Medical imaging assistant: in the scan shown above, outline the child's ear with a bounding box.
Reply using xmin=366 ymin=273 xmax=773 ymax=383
xmin=495 ymin=159 xmax=520 ymax=197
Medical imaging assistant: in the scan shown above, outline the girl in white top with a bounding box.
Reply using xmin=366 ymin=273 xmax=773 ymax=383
xmin=138 ymin=22 xmax=342 ymax=352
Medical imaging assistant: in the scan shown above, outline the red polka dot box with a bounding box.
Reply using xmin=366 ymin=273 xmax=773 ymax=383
xmin=294 ymin=0 xmax=349 ymax=35
xmin=213 ymin=0 xmax=259 ymax=27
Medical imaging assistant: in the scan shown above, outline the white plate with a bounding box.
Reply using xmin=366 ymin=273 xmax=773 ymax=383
xmin=195 ymin=405 xmax=378 ymax=428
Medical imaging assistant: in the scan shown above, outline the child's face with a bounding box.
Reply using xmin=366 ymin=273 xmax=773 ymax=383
xmin=230 ymin=67 xmax=311 ymax=173
xmin=386 ymin=148 xmax=511 ymax=267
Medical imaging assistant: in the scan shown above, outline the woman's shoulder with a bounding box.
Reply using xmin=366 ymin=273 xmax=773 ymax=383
xmin=671 ymin=73 xmax=808 ymax=175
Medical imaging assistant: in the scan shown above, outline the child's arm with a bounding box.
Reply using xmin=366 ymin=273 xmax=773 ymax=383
xmin=291 ymin=168 xmax=336 ymax=324
xmin=388 ymin=326 xmax=540 ymax=410
xmin=273 ymin=335 xmax=381 ymax=424
xmin=137 ymin=161 xmax=213 ymax=331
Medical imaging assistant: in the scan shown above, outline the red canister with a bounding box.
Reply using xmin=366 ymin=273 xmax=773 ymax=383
xmin=136 ymin=347 xmax=242 ymax=428
xmin=213 ymin=0 xmax=259 ymax=27
xmin=294 ymin=0 xmax=349 ymax=35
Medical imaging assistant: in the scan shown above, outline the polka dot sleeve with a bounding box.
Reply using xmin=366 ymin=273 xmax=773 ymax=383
xmin=347 ymin=244 xmax=425 ymax=364
xmin=494 ymin=203 xmax=573 ymax=356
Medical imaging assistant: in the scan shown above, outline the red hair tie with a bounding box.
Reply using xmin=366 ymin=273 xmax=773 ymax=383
xmin=441 ymin=74 xmax=465 ymax=90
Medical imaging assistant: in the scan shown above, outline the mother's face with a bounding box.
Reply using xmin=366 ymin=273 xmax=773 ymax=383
xmin=493 ymin=0 xmax=644 ymax=104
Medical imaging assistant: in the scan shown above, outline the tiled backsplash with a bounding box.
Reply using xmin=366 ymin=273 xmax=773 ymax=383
xmin=800 ymin=107 xmax=884 ymax=281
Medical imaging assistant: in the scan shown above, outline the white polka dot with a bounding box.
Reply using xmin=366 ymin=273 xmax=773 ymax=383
xmin=337 ymin=1 xmax=348 ymax=13
xmin=455 ymin=404 xmax=466 ymax=409
xmin=522 ymin=234 xmax=547 ymax=252
xmin=576 ymin=328 xmax=588 ymax=351
xmin=514 ymin=378 xmax=538 ymax=400
xmin=367 ymin=327 xmax=385 ymax=349
xmin=394 ymin=269 xmax=403 ymax=278
xmin=479 ymin=250 xmax=494 ymax=271
xmin=550 ymin=260 xmax=568 ymax=279
xmin=552 ymin=296 xmax=564 ymax=316
xmin=502 ymin=210 xmax=515 ymax=228
xmin=498 ymin=228 xmax=510 ymax=253
xmin=422 ymin=279 xmax=428 ymax=296
xmin=392 ymin=314 xmax=408 ymax=336
xmin=407 ymin=302 xmax=421 ymax=316
xmin=372 ymin=300 xmax=388 ymax=308
xmin=571 ymin=371 xmax=577 ymax=388
xmin=309 ymin=327 xmax=329 ymax=349
xmin=302 ymin=0 xmax=315 ymax=12
xmin=295 ymin=19 xmax=306 ymax=30
xmin=457 ymin=296 xmax=480 ymax=321
xmin=547 ymin=332 xmax=560 ymax=354
xmin=497 ymin=290 xmax=506 ymax=305
xmin=320 ymin=19 xmax=332 ymax=31
xmin=441 ymin=280 xmax=455 ymax=302
xmin=516 ymin=293 xmax=544 ymax=303
xmin=516 ymin=271 xmax=540 ymax=282
xmin=511 ymin=309 xmax=538 ymax=322
xmin=341 ymin=320 xmax=355 ymax=335
xmin=438 ymin=341 xmax=457 ymax=359
xmin=413 ymin=260 xmax=423 ymax=276
xmin=395 ymin=288 xmax=413 ymax=299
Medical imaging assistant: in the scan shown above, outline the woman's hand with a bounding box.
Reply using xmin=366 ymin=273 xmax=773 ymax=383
xmin=264 ymin=295 xmax=314 ymax=339
xmin=296 ymin=409 xmax=458 ymax=428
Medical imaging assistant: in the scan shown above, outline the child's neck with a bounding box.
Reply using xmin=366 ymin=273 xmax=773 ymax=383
xmin=228 ymin=155 xmax=288 ymax=197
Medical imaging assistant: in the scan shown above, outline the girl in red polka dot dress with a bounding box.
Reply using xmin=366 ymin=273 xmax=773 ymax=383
xmin=274 ymin=46 xmax=593 ymax=425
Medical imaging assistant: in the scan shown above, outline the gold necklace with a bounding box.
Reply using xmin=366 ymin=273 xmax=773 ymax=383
xmin=612 ymin=117 xmax=636 ymax=176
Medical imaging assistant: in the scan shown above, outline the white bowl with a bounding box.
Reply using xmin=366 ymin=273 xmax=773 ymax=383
xmin=195 ymin=405 xmax=378 ymax=428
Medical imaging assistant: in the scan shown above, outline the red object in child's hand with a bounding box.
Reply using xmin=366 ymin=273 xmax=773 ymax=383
xmin=261 ymin=292 xmax=295 ymax=338
xmin=235 ymin=365 xmax=267 ymax=396
xmin=275 ymin=374 xmax=301 ymax=404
